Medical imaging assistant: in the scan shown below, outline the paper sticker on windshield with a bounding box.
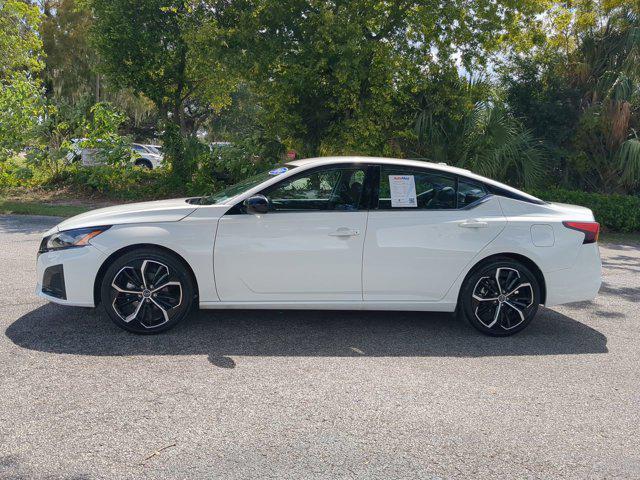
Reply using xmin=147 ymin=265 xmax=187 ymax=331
xmin=269 ymin=167 xmax=289 ymax=175
xmin=389 ymin=175 xmax=417 ymax=207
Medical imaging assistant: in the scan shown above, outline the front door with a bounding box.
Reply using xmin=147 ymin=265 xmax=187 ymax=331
xmin=214 ymin=165 xmax=368 ymax=302
xmin=362 ymin=165 xmax=507 ymax=301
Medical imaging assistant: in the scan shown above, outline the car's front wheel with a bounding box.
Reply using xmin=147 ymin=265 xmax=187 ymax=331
xmin=100 ymin=248 xmax=194 ymax=334
xmin=134 ymin=159 xmax=153 ymax=169
xmin=460 ymin=258 xmax=540 ymax=336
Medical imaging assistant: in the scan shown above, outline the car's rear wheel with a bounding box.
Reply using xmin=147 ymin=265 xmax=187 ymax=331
xmin=100 ymin=248 xmax=194 ymax=334
xmin=460 ymin=259 xmax=540 ymax=336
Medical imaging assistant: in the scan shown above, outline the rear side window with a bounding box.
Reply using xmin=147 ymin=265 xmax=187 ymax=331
xmin=376 ymin=166 xmax=489 ymax=210
xmin=458 ymin=178 xmax=488 ymax=208
xmin=378 ymin=166 xmax=457 ymax=209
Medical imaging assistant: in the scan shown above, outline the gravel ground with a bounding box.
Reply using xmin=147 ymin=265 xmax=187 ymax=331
xmin=0 ymin=214 xmax=639 ymax=479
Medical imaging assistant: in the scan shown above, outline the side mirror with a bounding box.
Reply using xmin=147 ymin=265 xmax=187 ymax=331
xmin=244 ymin=194 xmax=269 ymax=215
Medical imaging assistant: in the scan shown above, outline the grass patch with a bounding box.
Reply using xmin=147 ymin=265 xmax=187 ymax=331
xmin=0 ymin=199 xmax=90 ymax=217
xmin=0 ymin=188 xmax=117 ymax=217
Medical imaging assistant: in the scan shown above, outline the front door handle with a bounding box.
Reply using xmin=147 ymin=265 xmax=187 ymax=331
xmin=329 ymin=227 xmax=360 ymax=237
xmin=459 ymin=220 xmax=489 ymax=228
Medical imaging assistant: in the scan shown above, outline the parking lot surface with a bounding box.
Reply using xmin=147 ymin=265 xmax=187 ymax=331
xmin=0 ymin=214 xmax=639 ymax=479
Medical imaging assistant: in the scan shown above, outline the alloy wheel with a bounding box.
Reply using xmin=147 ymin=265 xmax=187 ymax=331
xmin=471 ymin=267 xmax=534 ymax=331
xmin=110 ymin=259 xmax=183 ymax=329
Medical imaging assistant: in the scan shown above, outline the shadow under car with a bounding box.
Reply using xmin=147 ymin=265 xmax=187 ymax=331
xmin=6 ymin=304 xmax=607 ymax=368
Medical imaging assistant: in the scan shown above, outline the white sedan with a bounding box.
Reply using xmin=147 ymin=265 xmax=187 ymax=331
xmin=36 ymin=157 xmax=602 ymax=336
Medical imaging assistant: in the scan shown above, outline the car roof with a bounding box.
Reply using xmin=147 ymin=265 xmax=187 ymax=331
xmin=288 ymin=156 xmax=471 ymax=174
xmin=290 ymin=156 xmax=488 ymax=180
xmin=287 ymin=156 xmax=542 ymax=204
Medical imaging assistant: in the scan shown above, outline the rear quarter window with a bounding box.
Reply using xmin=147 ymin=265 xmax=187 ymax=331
xmin=458 ymin=178 xmax=488 ymax=208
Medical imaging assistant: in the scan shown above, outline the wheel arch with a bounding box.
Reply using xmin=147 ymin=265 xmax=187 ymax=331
xmin=134 ymin=158 xmax=153 ymax=169
xmin=459 ymin=252 xmax=547 ymax=305
xmin=93 ymin=243 xmax=199 ymax=306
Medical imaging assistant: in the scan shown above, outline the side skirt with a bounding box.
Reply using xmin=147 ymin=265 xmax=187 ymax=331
xmin=198 ymin=301 xmax=457 ymax=312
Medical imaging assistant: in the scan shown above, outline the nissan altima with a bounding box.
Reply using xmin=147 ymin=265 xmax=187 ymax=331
xmin=36 ymin=157 xmax=602 ymax=336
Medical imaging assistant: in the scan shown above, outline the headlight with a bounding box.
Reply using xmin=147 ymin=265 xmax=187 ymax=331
xmin=39 ymin=226 xmax=111 ymax=254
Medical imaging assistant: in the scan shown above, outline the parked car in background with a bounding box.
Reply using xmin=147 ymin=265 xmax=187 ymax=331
xmin=131 ymin=143 xmax=163 ymax=169
xmin=36 ymin=156 xmax=602 ymax=336
xmin=65 ymin=140 xmax=164 ymax=169
xmin=144 ymin=144 xmax=163 ymax=156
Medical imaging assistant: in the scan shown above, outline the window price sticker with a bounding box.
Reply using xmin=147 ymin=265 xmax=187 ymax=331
xmin=389 ymin=175 xmax=417 ymax=207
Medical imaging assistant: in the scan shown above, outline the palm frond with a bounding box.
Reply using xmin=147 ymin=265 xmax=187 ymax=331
xmin=459 ymin=102 xmax=545 ymax=187
xmin=617 ymin=136 xmax=640 ymax=187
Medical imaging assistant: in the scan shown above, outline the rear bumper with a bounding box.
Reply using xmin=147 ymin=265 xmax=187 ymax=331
xmin=544 ymin=243 xmax=602 ymax=307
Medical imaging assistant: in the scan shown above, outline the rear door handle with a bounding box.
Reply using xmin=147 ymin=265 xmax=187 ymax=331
xmin=459 ymin=220 xmax=489 ymax=228
xmin=329 ymin=227 xmax=360 ymax=237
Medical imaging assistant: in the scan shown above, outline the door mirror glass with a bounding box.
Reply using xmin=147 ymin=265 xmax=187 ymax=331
xmin=244 ymin=194 xmax=270 ymax=214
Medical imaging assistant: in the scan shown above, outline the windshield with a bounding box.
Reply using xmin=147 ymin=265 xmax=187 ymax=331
xmin=201 ymin=164 xmax=296 ymax=205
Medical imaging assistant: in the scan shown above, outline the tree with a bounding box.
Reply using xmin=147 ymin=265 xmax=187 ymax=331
xmin=40 ymin=0 xmax=95 ymax=103
xmin=0 ymin=0 xmax=43 ymax=76
xmin=502 ymin=1 xmax=640 ymax=193
xmin=89 ymin=0 xmax=236 ymax=179
xmin=413 ymin=75 xmax=545 ymax=188
xmin=40 ymin=0 xmax=158 ymax=140
xmin=202 ymin=0 xmax=548 ymax=157
xmin=0 ymin=0 xmax=46 ymax=159
xmin=0 ymin=75 xmax=47 ymax=158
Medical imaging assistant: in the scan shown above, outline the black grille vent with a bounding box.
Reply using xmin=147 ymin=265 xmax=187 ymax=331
xmin=42 ymin=264 xmax=66 ymax=300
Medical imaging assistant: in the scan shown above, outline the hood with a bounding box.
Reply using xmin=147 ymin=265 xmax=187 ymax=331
xmin=53 ymin=198 xmax=198 ymax=232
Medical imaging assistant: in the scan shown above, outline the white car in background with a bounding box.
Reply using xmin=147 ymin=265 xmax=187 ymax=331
xmin=131 ymin=143 xmax=163 ymax=169
xmin=36 ymin=157 xmax=602 ymax=336
xmin=65 ymin=140 xmax=163 ymax=169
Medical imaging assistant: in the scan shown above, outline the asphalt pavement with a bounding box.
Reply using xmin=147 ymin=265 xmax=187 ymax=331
xmin=0 ymin=214 xmax=639 ymax=479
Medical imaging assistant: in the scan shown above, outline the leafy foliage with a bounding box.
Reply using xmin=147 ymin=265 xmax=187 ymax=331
xmin=0 ymin=0 xmax=43 ymax=75
xmin=410 ymin=76 xmax=545 ymax=188
xmin=0 ymin=75 xmax=48 ymax=159
xmin=79 ymin=102 xmax=133 ymax=166
xmin=2 ymin=0 xmax=640 ymax=218
xmin=0 ymin=0 xmax=46 ymax=160
xmin=504 ymin=1 xmax=640 ymax=193
xmin=205 ymin=0 xmax=547 ymax=157
xmin=89 ymin=0 xmax=237 ymax=179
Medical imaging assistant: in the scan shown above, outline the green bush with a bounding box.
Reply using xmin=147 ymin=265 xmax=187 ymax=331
xmin=79 ymin=103 xmax=133 ymax=166
xmin=57 ymin=164 xmax=180 ymax=200
xmin=531 ymin=188 xmax=640 ymax=233
xmin=187 ymin=137 xmax=279 ymax=196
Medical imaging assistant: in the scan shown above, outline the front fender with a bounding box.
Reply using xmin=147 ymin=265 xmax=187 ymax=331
xmin=89 ymin=219 xmax=219 ymax=303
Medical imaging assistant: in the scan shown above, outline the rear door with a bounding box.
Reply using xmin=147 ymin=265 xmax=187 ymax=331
xmin=362 ymin=165 xmax=506 ymax=301
xmin=214 ymin=164 xmax=369 ymax=302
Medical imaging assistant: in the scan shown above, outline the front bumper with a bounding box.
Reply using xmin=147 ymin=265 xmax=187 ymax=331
xmin=36 ymin=245 xmax=107 ymax=307
xmin=544 ymin=243 xmax=602 ymax=307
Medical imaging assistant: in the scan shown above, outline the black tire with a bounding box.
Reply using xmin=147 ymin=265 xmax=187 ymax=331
xmin=135 ymin=159 xmax=153 ymax=169
xmin=100 ymin=248 xmax=194 ymax=334
xmin=459 ymin=258 xmax=540 ymax=336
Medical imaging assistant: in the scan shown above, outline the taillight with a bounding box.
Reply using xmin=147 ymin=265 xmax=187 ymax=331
xmin=563 ymin=221 xmax=600 ymax=244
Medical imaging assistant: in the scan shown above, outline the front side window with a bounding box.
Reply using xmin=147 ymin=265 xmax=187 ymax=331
xmin=378 ymin=166 xmax=457 ymax=210
xmin=202 ymin=164 xmax=297 ymax=205
xmin=263 ymin=166 xmax=366 ymax=212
